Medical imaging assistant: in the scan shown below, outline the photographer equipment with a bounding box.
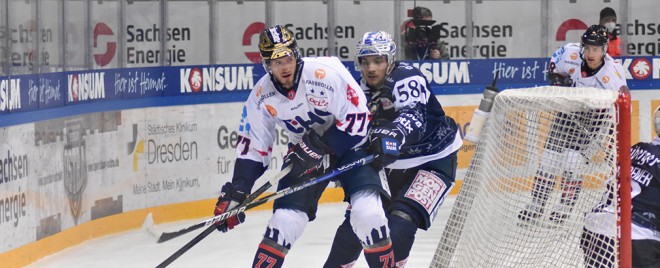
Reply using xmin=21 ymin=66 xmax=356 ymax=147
xmin=404 ymin=7 xmax=442 ymax=60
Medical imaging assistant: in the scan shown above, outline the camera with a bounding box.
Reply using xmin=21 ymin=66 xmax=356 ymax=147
xmin=404 ymin=7 xmax=443 ymax=60
xmin=406 ymin=19 xmax=440 ymax=46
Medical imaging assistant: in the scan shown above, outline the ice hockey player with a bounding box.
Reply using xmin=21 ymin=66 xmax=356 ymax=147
xmin=581 ymin=106 xmax=660 ymax=267
xmin=212 ymin=25 xmax=394 ymax=268
xmin=519 ymin=25 xmax=627 ymax=224
xmin=323 ymin=31 xmax=462 ymax=267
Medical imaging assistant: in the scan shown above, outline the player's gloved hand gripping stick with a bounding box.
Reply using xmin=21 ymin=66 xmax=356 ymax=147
xmin=155 ymin=155 xmax=375 ymax=268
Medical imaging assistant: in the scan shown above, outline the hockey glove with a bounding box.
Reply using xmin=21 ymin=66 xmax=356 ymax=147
xmin=548 ymin=72 xmax=573 ymax=87
xmin=368 ymin=120 xmax=404 ymax=171
xmin=213 ymin=182 xmax=248 ymax=233
xmin=284 ymin=129 xmax=332 ymax=177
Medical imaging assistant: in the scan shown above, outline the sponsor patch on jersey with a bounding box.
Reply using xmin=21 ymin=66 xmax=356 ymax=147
xmin=602 ymin=75 xmax=610 ymax=84
xmin=307 ymin=88 xmax=328 ymax=108
xmin=569 ymin=68 xmax=575 ymax=75
xmin=287 ymin=90 xmax=296 ymax=100
xmin=404 ymin=170 xmax=447 ymax=214
xmin=570 ymin=52 xmax=578 ymax=60
xmin=265 ymin=104 xmax=278 ymax=116
xmin=256 ymin=85 xmax=262 ymax=97
xmin=315 ymin=69 xmax=326 ymax=79
xmin=346 ymin=85 xmax=360 ymax=106
xmin=308 ymin=96 xmax=328 ymax=108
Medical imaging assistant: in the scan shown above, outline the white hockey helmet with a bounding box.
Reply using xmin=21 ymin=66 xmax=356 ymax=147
xmin=354 ymin=31 xmax=397 ymax=74
xmin=654 ymin=105 xmax=660 ymax=137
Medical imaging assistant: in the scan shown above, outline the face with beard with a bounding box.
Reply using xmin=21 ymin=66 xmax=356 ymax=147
xmin=358 ymin=55 xmax=389 ymax=88
xmin=267 ymin=55 xmax=297 ymax=89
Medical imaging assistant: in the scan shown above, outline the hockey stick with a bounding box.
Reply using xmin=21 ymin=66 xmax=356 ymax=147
xmin=157 ymin=165 xmax=292 ymax=243
xmin=156 ymin=155 xmax=374 ymax=268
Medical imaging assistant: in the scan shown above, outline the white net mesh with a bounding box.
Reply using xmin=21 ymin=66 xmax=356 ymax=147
xmin=431 ymin=86 xmax=622 ymax=268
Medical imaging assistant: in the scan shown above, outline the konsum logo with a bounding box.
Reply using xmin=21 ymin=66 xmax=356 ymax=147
xmin=621 ymin=57 xmax=660 ymax=80
xmin=412 ymin=62 xmax=471 ymax=84
xmin=68 ymin=72 xmax=106 ymax=102
xmin=180 ymin=66 xmax=254 ymax=93
xmin=0 ymin=78 xmax=21 ymax=111
xmin=630 ymin=58 xmax=652 ymax=80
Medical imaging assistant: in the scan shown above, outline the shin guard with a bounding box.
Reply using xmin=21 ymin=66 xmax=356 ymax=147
xmin=388 ymin=212 xmax=417 ymax=267
xmin=253 ymin=239 xmax=286 ymax=268
xmin=323 ymin=217 xmax=362 ymax=268
xmin=363 ymin=238 xmax=394 ymax=268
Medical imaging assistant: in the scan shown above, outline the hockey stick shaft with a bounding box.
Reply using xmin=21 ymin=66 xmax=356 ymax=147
xmin=157 ymin=165 xmax=292 ymax=243
xmin=155 ymin=155 xmax=373 ymax=268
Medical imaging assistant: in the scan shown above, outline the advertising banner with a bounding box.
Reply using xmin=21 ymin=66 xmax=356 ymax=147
xmin=1 ymin=57 xmax=658 ymax=125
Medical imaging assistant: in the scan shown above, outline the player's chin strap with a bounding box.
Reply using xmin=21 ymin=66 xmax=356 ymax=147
xmin=155 ymin=155 xmax=375 ymax=268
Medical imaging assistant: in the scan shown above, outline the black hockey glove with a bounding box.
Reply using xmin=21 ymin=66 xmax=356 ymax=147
xmin=284 ymin=129 xmax=332 ymax=177
xmin=548 ymin=72 xmax=573 ymax=87
xmin=213 ymin=182 xmax=248 ymax=233
xmin=368 ymin=120 xmax=404 ymax=171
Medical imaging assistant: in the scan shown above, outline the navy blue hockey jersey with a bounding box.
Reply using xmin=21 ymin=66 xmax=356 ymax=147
xmin=361 ymin=61 xmax=462 ymax=170
xmin=630 ymin=138 xmax=660 ymax=238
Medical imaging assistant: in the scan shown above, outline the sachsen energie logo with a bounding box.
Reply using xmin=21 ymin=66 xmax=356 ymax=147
xmin=555 ymin=19 xmax=588 ymax=42
xmin=93 ymin=23 xmax=116 ymax=67
xmin=180 ymin=66 xmax=255 ymax=93
xmin=243 ymin=22 xmax=266 ymax=63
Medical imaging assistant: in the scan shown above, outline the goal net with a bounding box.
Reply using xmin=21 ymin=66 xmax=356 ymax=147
xmin=431 ymin=86 xmax=631 ymax=268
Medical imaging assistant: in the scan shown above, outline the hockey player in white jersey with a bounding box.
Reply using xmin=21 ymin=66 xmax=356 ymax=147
xmin=580 ymin=106 xmax=660 ymax=267
xmin=323 ymin=31 xmax=462 ymax=267
xmin=547 ymin=25 xmax=626 ymax=89
xmin=212 ymin=25 xmax=394 ymax=268
xmin=519 ymin=25 xmax=628 ymax=224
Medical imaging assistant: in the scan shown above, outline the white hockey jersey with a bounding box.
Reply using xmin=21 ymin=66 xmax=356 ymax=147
xmin=236 ymin=57 xmax=370 ymax=167
xmin=550 ymin=43 xmax=627 ymax=90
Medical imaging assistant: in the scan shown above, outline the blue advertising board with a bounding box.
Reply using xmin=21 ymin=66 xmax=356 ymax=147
xmin=0 ymin=57 xmax=657 ymax=127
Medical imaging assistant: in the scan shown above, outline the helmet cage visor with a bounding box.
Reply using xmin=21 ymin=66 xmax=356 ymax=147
xmin=354 ymin=32 xmax=396 ymax=73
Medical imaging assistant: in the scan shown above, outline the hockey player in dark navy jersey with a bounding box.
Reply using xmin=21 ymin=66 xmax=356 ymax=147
xmin=581 ymin=106 xmax=660 ymax=267
xmin=323 ymin=31 xmax=462 ymax=267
